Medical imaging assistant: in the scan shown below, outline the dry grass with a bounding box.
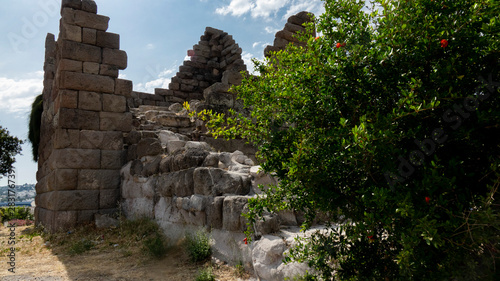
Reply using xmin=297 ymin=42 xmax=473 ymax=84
xmin=0 ymin=221 xmax=252 ymax=281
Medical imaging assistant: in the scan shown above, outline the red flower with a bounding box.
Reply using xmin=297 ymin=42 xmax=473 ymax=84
xmin=336 ymin=43 xmax=342 ymax=48
xmin=440 ymin=39 xmax=448 ymax=48
xmin=368 ymin=235 xmax=374 ymax=240
xmin=425 ymin=197 xmax=431 ymax=204
xmin=243 ymin=237 xmax=248 ymax=244
xmin=315 ymin=36 xmax=320 ymax=41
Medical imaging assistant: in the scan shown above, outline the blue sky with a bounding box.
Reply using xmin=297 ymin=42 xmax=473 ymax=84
xmin=0 ymin=0 xmax=325 ymax=186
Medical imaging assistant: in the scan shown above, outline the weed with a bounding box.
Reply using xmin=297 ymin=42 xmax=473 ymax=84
xmin=142 ymin=232 xmax=167 ymax=259
xmin=69 ymin=239 xmax=94 ymax=255
xmin=234 ymin=261 xmax=245 ymax=277
xmin=194 ymin=266 xmax=215 ymax=281
xmin=185 ymin=230 xmax=211 ymax=263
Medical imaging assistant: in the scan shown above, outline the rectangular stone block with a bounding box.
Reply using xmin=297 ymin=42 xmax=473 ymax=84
xmin=115 ymin=79 xmax=133 ymax=97
xmin=77 ymin=210 xmax=97 ymax=224
xmin=103 ymin=94 xmax=127 ymax=112
xmin=100 ymin=64 xmax=119 ymax=78
xmin=100 ymin=189 xmax=120 ymax=209
xmin=100 ymin=112 xmax=132 ymax=131
xmin=80 ymin=130 xmax=123 ymax=150
xmin=60 ymin=40 xmax=101 ymax=63
xmin=60 ymin=20 xmax=81 ymax=42
xmin=57 ymin=108 xmax=100 ymax=130
xmin=62 ymin=8 xmax=110 ymax=31
xmin=61 ymin=0 xmax=81 ymax=11
xmin=54 ymin=128 xmax=80 ymax=149
xmin=58 ymin=59 xmax=82 ymax=73
xmin=40 ymin=190 xmax=100 ymax=211
xmin=54 ymin=169 xmax=78 ymax=191
xmin=96 ymin=31 xmax=120 ymax=49
xmin=82 ymin=0 xmax=97 ymax=14
xmin=60 ymin=71 xmax=115 ymax=93
xmin=78 ymin=169 xmax=121 ymax=190
xmin=82 ymin=28 xmax=97 ymax=44
xmin=53 ymin=148 xmax=101 ymax=169
xmin=79 ymin=91 xmax=102 ymax=111
xmin=101 ymin=150 xmax=125 ymax=169
xmin=83 ymin=62 xmax=99 ymax=74
xmin=56 ymin=89 xmax=78 ymax=109
xmin=103 ymin=48 xmax=127 ymax=70
xmin=35 ymin=207 xmax=54 ymax=230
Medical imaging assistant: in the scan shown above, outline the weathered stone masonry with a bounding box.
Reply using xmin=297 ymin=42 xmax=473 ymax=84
xmin=35 ymin=0 xmax=313 ymax=236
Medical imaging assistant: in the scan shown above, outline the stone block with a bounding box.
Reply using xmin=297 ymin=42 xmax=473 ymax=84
xmin=136 ymin=138 xmax=163 ymax=158
xmin=57 ymin=108 xmax=100 ymax=130
xmin=100 ymin=64 xmax=119 ymax=78
xmin=141 ymin=156 xmax=160 ymax=177
xmin=82 ymin=28 xmax=97 ymax=44
xmin=83 ymin=62 xmax=100 ymax=74
xmin=62 ymin=8 xmax=110 ymax=31
xmin=222 ymin=196 xmax=249 ymax=231
xmin=101 ymin=150 xmax=125 ymax=169
xmin=102 ymin=94 xmax=127 ymax=112
xmin=100 ymin=111 xmax=132 ymax=131
xmin=82 ymin=0 xmax=97 ymax=13
xmin=60 ymin=71 xmax=115 ymax=93
xmin=80 ymin=130 xmax=123 ymax=150
xmin=61 ymin=0 xmax=81 ymax=10
xmin=273 ymin=36 xmax=289 ymax=49
xmin=287 ymin=12 xmax=313 ymax=26
xmin=121 ymin=178 xmax=144 ymax=198
xmin=284 ymin=22 xmax=305 ymax=34
xmin=58 ymin=59 xmax=82 ymax=73
xmin=156 ymin=114 xmax=191 ymax=127
xmin=100 ymin=189 xmax=120 ymax=209
xmin=60 ymin=40 xmax=101 ymax=63
xmin=203 ymin=153 xmax=219 ymax=167
xmin=103 ymin=48 xmax=127 ymax=70
xmin=39 ymin=190 xmax=100 ymax=211
xmin=78 ymin=91 xmax=102 ymax=111
xmin=78 ymin=169 xmax=121 ymax=190
xmin=193 ymin=167 xmax=251 ymax=196
xmin=53 ymin=211 xmax=78 ymax=230
xmin=78 ymin=210 xmax=97 ymax=224
xmin=165 ymin=140 xmax=186 ymax=154
xmin=54 ymin=169 xmax=78 ymax=191
xmin=124 ymin=130 xmax=141 ymax=145
xmin=57 ymin=89 xmax=78 ymax=109
xmin=207 ymin=196 xmax=224 ymax=229
xmin=60 ymin=21 xmax=81 ymax=42
xmin=96 ymin=31 xmax=120 ymax=49
xmin=53 ymin=148 xmax=101 ymax=169
xmin=115 ymin=79 xmax=133 ymax=97
xmin=275 ymin=29 xmax=298 ymax=43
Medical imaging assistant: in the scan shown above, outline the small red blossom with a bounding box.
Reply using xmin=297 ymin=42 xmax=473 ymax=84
xmin=425 ymin=197 xmax=431 ymax=204
xmin=243 ymin=237 xmax=248 ymax=244
xmin=368 ymin=235 xmax=374 ymax=240
xmin=440 ymin=39 xmax=448 ymax=48
xmin=315 ymin=36 xmax=320 ymax=41
xmin=336 ymin=43 xmax=342 ymax=48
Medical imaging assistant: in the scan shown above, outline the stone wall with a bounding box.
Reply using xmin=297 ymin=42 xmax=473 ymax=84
xmin=35 ymin=0 xmax=134 ymax=232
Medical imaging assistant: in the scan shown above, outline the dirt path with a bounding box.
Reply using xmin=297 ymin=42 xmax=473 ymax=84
xmin=0 ymin=224 xmax=251 ymax=281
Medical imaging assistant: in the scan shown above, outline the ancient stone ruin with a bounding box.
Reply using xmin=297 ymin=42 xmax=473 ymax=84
xmin=35 ymin=0 xmax=317 ymax=279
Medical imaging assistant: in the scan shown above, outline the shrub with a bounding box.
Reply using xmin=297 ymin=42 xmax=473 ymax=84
xmin=0 ymin=207 xmax=34 ymax=223
xmin=194 ymin=266 xmax=215 ymax=281
xmin=185 ymin=230 xmax=212 ymax=262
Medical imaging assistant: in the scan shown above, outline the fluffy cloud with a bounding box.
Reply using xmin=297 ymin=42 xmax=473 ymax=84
xmin=0 ymin=72 xmax=43 ymax=116
xmin=134 ymin=67 xmax=176 ymax=94
xmin=216 ymin=0 xmax=324 ymax=19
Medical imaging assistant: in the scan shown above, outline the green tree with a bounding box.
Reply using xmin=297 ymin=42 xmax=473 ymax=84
xmin=0 ymin=126 xmax=23 ymax=177
xmin=194 ymin=0 xmax=500 ymax=280
xmin=28 ymin=94 xmax=43 ymax=161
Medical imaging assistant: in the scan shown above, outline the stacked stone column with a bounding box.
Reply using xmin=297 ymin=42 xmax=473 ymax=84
xmin=35 ymin=0 xmax=133 ymax=232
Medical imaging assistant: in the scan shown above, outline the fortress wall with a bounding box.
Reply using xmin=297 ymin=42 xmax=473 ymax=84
xmin=35 ymin=0 xmax=133 ymax=231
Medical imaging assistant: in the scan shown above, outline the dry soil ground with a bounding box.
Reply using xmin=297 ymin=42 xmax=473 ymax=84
xmin=0 ymin=224 xmax=252 ymax=281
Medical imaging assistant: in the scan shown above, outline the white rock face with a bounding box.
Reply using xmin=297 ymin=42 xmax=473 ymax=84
xmin=252 ymin=235 xmax=287 ymax=280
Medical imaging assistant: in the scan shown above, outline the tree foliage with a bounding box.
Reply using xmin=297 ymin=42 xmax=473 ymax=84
xmin=28 ymin=94 xmax=43 ymax=162
xmin=193 ymin=0 xmax=499 ymax=279
xmin=0 ymin=126 xmax=23 ymax=177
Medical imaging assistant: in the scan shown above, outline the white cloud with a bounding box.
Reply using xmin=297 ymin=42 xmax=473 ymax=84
xmin=265 ymin=26 xmax=280 ymax=34
xmin=135 ymin=67 xmax=176 ymax=94
xmin=215 ymin=0 xmax=324 ymax=20
xmin=284 ymin=0 xmax=325 ymax=19
xmin=252 ymin=41 xmax=262 ymax=48
xmin=146 ymin=43 xmax=155 ymax=50
xmin=216 ymin=0 xmax=254 ymax=17
xmin=0 ymin=72 xmax=43 ymax=116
